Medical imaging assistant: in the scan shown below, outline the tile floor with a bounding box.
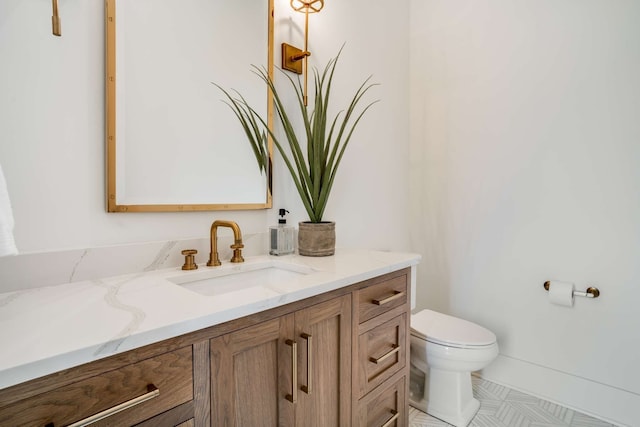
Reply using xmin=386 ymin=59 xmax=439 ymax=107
xmin=408 ymin=376 xmax=617 ymax=427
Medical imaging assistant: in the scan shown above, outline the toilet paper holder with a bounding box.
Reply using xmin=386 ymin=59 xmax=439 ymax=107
xmin=543 ymin=281 xmax=600 ymax=298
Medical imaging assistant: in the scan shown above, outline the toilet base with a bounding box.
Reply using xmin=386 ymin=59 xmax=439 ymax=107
xmin=410 ymin=395 xmax=480 ymax=427
xmin=409 ymin=365 xmax=480 ymax=427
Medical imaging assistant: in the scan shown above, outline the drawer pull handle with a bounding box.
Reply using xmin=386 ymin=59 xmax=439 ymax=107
xmin=381 ymin=410 xmax=399 ymax=427
xmin=301 ymin=333 xmax=312 ymax=395
xmin=285 ymin=339 xmax=298 ymax=403
xmin=66 ymin=384 xmax=159 ymax=427
xmin=372 ymin=291 xmax=404 ymax=306
xmin=369 ymin=345 xmax=400 ymax=364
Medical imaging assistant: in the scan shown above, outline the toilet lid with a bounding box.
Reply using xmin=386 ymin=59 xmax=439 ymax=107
xmin=411 ymin=309 xmax=496 ymax=348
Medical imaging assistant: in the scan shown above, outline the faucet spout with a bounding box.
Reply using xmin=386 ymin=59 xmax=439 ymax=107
xmin=207 ymin=220 xmax=244 ymax=266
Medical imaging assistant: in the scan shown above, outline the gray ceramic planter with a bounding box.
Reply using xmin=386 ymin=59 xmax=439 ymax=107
xmin=297 ymin=221 xmax=335 ymax=256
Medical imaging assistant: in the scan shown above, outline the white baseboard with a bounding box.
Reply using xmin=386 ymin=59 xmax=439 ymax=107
xmin=478 ymin=354 xmax=639 ymax=427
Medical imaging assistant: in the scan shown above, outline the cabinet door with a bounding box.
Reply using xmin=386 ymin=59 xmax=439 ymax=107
xmin=210 ymin=315 xmax=295 ymax=427
xmin=295 ymin=295 xmax=352 ymax=427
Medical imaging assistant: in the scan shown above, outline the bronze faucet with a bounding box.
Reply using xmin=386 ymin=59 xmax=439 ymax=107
xmin=207 ymin=220 xmax=244 ymax=266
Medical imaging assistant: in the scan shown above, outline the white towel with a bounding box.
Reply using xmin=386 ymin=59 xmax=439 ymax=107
xmin=0 ymin=164 xmax=18 ymax=257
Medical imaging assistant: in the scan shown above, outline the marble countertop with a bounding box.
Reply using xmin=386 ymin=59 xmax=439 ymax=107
xmin=0 ymin=249 xmax=420 ymax=390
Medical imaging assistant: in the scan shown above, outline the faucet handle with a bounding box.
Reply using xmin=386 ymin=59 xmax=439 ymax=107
xmin=181 ymin=249 xmax=198 ymax=270
xmin=230 ymin=243 xmax=244 ymax=263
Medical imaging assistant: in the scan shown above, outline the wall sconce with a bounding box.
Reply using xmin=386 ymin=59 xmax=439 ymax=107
xmin=51 ymin=0 xmax=61 ymax=36
xmin=281 ymin=0 xmax=325 ymax=106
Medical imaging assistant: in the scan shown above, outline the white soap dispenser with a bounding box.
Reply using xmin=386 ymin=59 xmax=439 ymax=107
xmin=269 ymin=209 xmax=295 ymax=255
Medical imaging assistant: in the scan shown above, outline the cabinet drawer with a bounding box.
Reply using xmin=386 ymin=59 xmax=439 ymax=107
xmin=358 ymin=313 xmax=407 ymax=397
xmin=0 ymin=346 xmax=193 ymax=427
xmin=358 ymin=276 xmax=407 ymax=324
xmin=356 ymin=376 xmax=406 ymax=427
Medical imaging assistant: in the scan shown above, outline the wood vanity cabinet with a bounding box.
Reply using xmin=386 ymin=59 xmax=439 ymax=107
xmin=353 ymin=272 xmax=410 ymax=427
xmin=210 ymin=294 xmax=352 ymax=426
xmin=0 ymin=346 xmax=200 ymax=427
xmin=0 ymin=267 xmax=411 ymax=427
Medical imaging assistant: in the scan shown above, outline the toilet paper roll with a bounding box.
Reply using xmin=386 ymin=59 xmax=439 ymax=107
xmin=548 ymin=280 xmax=575 ymax=307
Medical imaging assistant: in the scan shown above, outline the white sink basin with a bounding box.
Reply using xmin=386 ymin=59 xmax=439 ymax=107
xmin=167 ymin=261 xmax=313 ymax=297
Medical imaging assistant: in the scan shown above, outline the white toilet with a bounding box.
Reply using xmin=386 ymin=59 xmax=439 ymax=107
xmin=409 ymin=309 xmax=499 ymax=427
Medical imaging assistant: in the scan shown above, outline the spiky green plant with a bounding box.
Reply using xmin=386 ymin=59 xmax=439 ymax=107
xmin=214 ymin=50 xmax=378 ymax=223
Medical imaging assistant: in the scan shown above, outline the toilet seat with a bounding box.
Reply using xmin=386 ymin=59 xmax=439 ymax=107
xmin=411 ymin=309 xmax=496 ymax=349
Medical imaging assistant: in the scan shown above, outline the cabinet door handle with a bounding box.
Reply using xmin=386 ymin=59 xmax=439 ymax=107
xmin=301 ymin=333 xmax=312 ymax=395
xmin=64 ymin=384 xmax=159 ymax=427
xmin=369 ymin=345 xmax=400 ymax=364
xmin=380 ymin=410 xmax=399 ymax=427
xmin=372 ymin=291 xmax=404 ymax=306
xmin=285 ymin=339 xmax=297 ymax=403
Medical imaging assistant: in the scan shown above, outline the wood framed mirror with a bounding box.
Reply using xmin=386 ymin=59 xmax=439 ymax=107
xmin=105 ymin=0 xmax=273 ymax=212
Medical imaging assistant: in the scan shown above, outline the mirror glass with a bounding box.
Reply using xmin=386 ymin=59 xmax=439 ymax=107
xmin=106 ymin=0 xmax=273 ymax=212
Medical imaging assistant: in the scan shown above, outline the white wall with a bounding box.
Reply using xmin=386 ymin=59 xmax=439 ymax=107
xmin=274 ymin=0 xmax=412 ymax=252
xmin=410 ymin=1 xmax=640 ymax=425
xmin=0 ymin=0 xmax=410 ymax=254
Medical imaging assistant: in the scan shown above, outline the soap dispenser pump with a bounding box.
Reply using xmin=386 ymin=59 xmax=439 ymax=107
xmin=269 ymin=209 xmax=295 ymax=256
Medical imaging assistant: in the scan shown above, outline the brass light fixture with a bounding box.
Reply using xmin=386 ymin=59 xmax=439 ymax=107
xmin=281 ymin=0 xmax=325 ymax=105
xmin=51 ymin=0 xmax=61 ymax=36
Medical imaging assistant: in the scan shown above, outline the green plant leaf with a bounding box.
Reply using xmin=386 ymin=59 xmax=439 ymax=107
xmin=213 ymin=48 xmax=377 ymax=223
